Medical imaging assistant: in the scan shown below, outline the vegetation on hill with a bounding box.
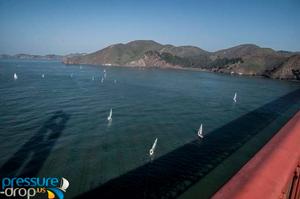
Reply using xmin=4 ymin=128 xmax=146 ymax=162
xmin=60 ymin=40 xmax=300 ymax=80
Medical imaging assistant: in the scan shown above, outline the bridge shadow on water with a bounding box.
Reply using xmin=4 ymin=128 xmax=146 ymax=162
xmin=75 ymin=89 xmax=300 ymax=199
xmin=0 ymin=110 xmax=70 ymax=177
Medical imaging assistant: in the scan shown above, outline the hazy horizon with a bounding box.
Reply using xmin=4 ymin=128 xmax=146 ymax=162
xmin=0 ymin=0 xmax=299 ymax=55
xmin=1 ymin=40 xmax=300 ymax=56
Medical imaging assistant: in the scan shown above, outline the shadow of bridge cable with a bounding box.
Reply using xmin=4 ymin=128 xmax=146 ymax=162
xmin=0 ymin=110 xmax=70 ymax=177
xmin=75 ymin=88 xmax=300 ymax=199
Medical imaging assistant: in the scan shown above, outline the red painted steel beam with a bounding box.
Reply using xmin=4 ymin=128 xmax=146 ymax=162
xmin=294 ymin=167 xmax=300 ymax=199
xmin=212 ymin=111 xmax=300 ymax=199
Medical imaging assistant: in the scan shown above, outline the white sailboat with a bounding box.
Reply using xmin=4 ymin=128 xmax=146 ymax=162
xmin=103 ymin=69 xmax=107 ymax=79
xmin=92 ymin=76 xmax=95 ymax=81
xmin=107 ymin=108 xmax=112 ymax=121
xmin=59 ymin=177 xmax=69 ymax=192
xmin=42 ymin=74 xmax=45 ymax=78
xmin=13 ymin=73 xmax=18 ymax=80
xmin=233 ymin=92 xmax=237 ymax=103
xmin=149 ymin=138 xmax=158 ymax=157
xmin=198 ymin=124 xmax=204 ymax=139
xmin=101 ymin=77 xmax=104 ymax=83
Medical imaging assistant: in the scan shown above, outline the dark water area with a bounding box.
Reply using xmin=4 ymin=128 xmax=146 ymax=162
xmin=0 ymin=60 xmax=300 ymax=198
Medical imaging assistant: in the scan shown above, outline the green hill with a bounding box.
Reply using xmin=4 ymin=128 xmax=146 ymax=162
xmin=63 ymin=40 xmax=299 ymax=80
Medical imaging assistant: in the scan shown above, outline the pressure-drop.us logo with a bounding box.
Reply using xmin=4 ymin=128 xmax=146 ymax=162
xmin=0 ymin=177 xmax=69 ymax=199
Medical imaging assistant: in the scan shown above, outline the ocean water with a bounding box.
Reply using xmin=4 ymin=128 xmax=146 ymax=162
xmin=0 ymin=60 xmax=300 ymax=198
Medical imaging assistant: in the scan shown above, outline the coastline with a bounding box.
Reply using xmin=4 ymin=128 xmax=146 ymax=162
xmin=2 ymin=57 xmax=298 ymax=82
xmin=62 ymin=61 xmax=300 ymax=83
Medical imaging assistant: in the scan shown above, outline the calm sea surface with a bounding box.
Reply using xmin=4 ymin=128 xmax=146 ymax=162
xmin=1 ymin=60 xmax=300 ymax=198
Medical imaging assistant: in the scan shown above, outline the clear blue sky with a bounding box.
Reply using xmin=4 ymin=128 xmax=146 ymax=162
xmin=0 ymin=0 xmax=299 ymax=55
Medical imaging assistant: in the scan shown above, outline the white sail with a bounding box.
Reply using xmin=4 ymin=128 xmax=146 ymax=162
xmin=59 ymin=177 xmax=69 ymax=192
xmin=149 ymin=138 xmax=158 ymax=157
xmin=233 ymin=92 xmax=237 ymax=103
xmin=107 ymin=108 xmax=112 ymax=121
xmin=101 ymin=77 xmax=104 ymax=83
xmin=92 ymin=76 xmax=94 ymax=81
xmin=42 ymin=74 xmax=45 ymax=78
xmin=198 ymin=124 xmax=203 ymax=138
xmin=13 ymin=73 xmax=18 ymax=80
xmin=103 ymin=69 xmax=107 ymax=78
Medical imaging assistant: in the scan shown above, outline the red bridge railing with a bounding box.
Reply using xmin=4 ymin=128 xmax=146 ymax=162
xmin=212 ymin=111 xmax=300 ymax=199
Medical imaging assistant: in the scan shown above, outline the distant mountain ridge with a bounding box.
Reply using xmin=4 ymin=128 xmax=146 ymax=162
xmin=2 ymin=40 xmax=299 ymax=80
xmin=0 ymin=53 xmax=87 ymax=61
xmin=63 ymin=40 xmax=300 ymax=80
xmin=0 ymin=54 xmax=63 ymax=60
